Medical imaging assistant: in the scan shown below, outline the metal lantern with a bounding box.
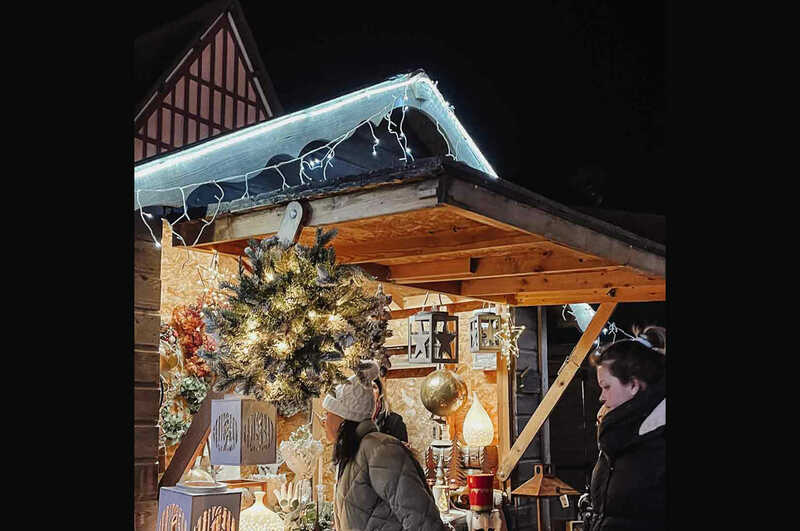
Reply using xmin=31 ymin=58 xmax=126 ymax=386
xmin=157 ymin=486 xmax=241 ymax=531
xmin=469 ymin=309 xmax=501 ymax=353
xmin=209 ymin=395 xmax=277 ymax=466
xmin=408 ymin=310 xmax=459 ymax=364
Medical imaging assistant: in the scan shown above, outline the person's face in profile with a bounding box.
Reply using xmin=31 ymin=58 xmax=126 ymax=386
xmin=372 ymin=381 xmax=382 ymax=420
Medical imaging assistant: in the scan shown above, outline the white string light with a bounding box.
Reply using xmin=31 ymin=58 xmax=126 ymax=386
xmin=135 ymin=76 xmax=472 ymax=249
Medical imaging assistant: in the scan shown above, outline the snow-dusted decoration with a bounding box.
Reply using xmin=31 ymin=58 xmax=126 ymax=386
xmin=278 ymin=424 xmax=323 ymax=481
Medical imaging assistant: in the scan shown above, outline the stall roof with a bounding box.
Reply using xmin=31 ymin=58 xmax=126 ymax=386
xmin=172 ymin=157 xmax=665 ymax=308
xmin=134 ymin=70 xmax=496 ymax=210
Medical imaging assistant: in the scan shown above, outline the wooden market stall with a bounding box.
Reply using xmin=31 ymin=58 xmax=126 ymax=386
xmin=134 ymin=69 xmax=665 ymax=530
xmin=167 ymin=156 xmax=663 ymax=498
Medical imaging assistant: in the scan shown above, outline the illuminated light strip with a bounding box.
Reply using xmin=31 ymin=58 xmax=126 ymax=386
xmin=134 ymin=75 xmax=416 ymax=179
xmin=133 ymin=72 xmax=499 ymax=247
xmin=134 ymin=72 xmax=495 ymax=181
xmin=415 ymin=76 xmax=497 ymax=177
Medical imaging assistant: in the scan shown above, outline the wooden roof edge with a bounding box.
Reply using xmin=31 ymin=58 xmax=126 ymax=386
xmin=176 ymin=156 xmax=448 ymax=221
xmin=438 ymin=159 xmax=666 ymax=258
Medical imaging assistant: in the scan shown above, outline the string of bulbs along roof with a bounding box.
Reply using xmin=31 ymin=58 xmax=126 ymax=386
xmin=136 ymin=81 xmax=460 ymax=251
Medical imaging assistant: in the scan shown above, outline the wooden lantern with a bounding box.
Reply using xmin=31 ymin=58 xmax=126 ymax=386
xmin=469 ymin=309 xmax=501 ymax=353
xmin=209 ymin=395 xmax=277 ymax=466
xmin=408 ymin=310 xmax=459 ymax=364
xmin=157 ymin=486 xmax=242 ymax=531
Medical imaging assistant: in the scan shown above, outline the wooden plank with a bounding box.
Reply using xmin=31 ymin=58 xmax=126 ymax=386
xmin=134 ymin=500 xmax=158 ymax=531
xmin=134 ymin=310 xmax=161 ymax=348
xmin=338 ymin=228 xmax=543 ymax=265
xmin=496 ymin=303 xmax=617 ymax=482
xmin=471 ymin=248 xmax=615 ymax=277
xmin=135 ymin=425 xmax=159 ymax=460
xmin=159 ymin=391 xmax=224 ymax=488
xmin=174 ymin=179 xmax=442 ymax=246
xmin=357 ymin=263 xmax=391 ymax=281
xmin=134 ymin=461 xmax=159 ymax=500
xmin=388 ymin=258 xmax=473 ymax=282
xmin=496 ymin=309 xmax=514 ymax=497
xmin=134 ymin=269 xmax=161 ymax=311
xmin=311 ymin=397 xmax=324 ymax=502
xmin=512 ymin=285 xmax=666 ymax=306
xmin=442 ymin=182 xmax=665 ymax=278
xmin=134 ymin=348 xmax=160 ymax=385
xmin=389 ymin=300 xmax=486 ymax=320
xmin=461 ymin=268 xmax=663 ymax=297
xmin=134 ymin=387 xmax=160 ymax=423
xmin=384 ymin=366 xmax=437 ymax=379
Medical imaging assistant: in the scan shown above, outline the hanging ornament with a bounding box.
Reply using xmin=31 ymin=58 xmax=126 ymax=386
xmin=420 ymin=368 xmax=468 ymax=417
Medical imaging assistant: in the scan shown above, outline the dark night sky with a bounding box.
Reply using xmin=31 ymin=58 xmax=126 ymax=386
xmin=134 ymin=1 xmax=667 ymax=215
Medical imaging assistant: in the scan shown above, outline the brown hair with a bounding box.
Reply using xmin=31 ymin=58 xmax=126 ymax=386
xmin=589 ymin=325 xmax=666 ymax=385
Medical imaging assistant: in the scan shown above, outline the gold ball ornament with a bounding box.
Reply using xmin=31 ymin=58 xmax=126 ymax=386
xmin=420 ymin=368 xmax=468 ymax=417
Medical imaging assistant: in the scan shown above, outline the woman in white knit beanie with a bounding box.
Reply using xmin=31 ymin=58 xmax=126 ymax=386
xmin=320 ymin=360 xmax=449 ymax=531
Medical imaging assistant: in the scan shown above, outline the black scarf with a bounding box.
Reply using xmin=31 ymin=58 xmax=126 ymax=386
xmin=597 ymin=376 xmax=666 ymax=459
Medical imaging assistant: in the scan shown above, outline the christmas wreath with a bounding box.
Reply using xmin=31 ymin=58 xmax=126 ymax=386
xmin=200 ymin=228 xmax=392 ymax=416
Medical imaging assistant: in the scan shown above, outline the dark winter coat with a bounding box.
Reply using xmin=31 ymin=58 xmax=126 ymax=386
xmin=377 ymin=410 xmax=409 ymax=443
xmin=588 ymin=377 xmax=666 ymax=531
xmin=334 ymin=420 xmax=448 ymax=531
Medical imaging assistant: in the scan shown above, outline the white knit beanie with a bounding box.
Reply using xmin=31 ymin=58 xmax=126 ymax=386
xmin=322 ymin=361 xmax=380 ymax=422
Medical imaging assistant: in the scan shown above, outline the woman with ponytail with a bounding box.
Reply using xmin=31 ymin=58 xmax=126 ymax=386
xmin=586 ymin=326 xmax=666 ymax=531
xmin=320 ymin=360 xmax=448 ymax=531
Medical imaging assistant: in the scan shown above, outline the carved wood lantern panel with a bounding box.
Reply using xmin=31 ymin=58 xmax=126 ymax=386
xmin=209 ymin=395 xmax=276 ymax=465
xmin=158 ymin=487 xmax=241 ymax=531
xmin=408 ymin=310 xmax=459 ymax=364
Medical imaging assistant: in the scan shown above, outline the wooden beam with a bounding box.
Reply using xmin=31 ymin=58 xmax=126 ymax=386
xmin=385 ymin=366 xmax=437 ymax=379
xmin=336 ymin=227 xmax=543 ymax=264
xmin=496 ymin=303 xmax=617 ymax=481
xmin=496 ymin=306 xmax=514 ymax=497
xmin=357 ymin=263 xmax=391 ymax=281
xmin=441 ymin=181 xmax=665 ymax=278
xmin=388 ymin=258 xmax=474 ymax=282
xmin=174 ymin=179 xmax=442 ymax=247
xmin=389 ymin=300 xmax=486 ymax=320
xmin=512 ymin=285 xmax=666 ymax=306
xmin=159 ymin=391 xmax=224 ymax=488
xmin=461 ymin=269 xmax=662 ymax=297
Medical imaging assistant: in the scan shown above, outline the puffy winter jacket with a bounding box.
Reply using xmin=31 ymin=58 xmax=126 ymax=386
xmin=588 ymin=377 xmax=666 ymax=531
xmin=334 ymin=420 xmax=448 ymax=531
xmin=377 ymin=411 xmax=409 ymax=443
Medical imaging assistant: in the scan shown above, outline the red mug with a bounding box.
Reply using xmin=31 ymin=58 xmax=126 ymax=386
xmin=467 ymin=473 xmax=494 ymax=512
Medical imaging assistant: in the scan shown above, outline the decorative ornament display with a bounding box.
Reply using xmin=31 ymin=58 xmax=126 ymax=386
xmin=408 ymin=310 xmax=459 ymax=364
xmin=157 ymin=486 xmax=241 ymax=531
xmin=420 ymin=368 xmax=468 ymax=417
xmin=273 ymin=480 xmax=314 ymax=531
xmin=279 ymin=424 xmax=323 ymax=482
xmin=159 ymin=300 xmax=219 ymax=449
xmin=209 ymin=395 xmax=277 ymax=466
xmin=432 ymin=453 xmax=451 ymax=513
xmin=462 ymin=393 xmax=494 ymax=447
xmin=240 ymin=490 xmax=284 ymax=531
xmin=200 ymin=228 xmax=392 ymax=416
xmin=179 ymin=376 xmax=210 ymax=414
xmin=469 ymin=309 xmax=501 ymax=353
xmin=494 ymin=312 xmax=525 ymax=371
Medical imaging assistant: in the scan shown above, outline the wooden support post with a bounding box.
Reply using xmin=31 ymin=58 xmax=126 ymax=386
xmin=496 ymin=304 xmax=513 ymax=497
xmin=311 ymin=397 xmax=325 ymax=502
xmin=159 ymin=391 xmax=224 ymax=488
xmin=496 ymin=303 xmax=617 ymax=482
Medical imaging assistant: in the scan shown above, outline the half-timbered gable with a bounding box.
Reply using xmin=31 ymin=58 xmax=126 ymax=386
xmin=134 ymin=0 xmax=282 ymax=163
